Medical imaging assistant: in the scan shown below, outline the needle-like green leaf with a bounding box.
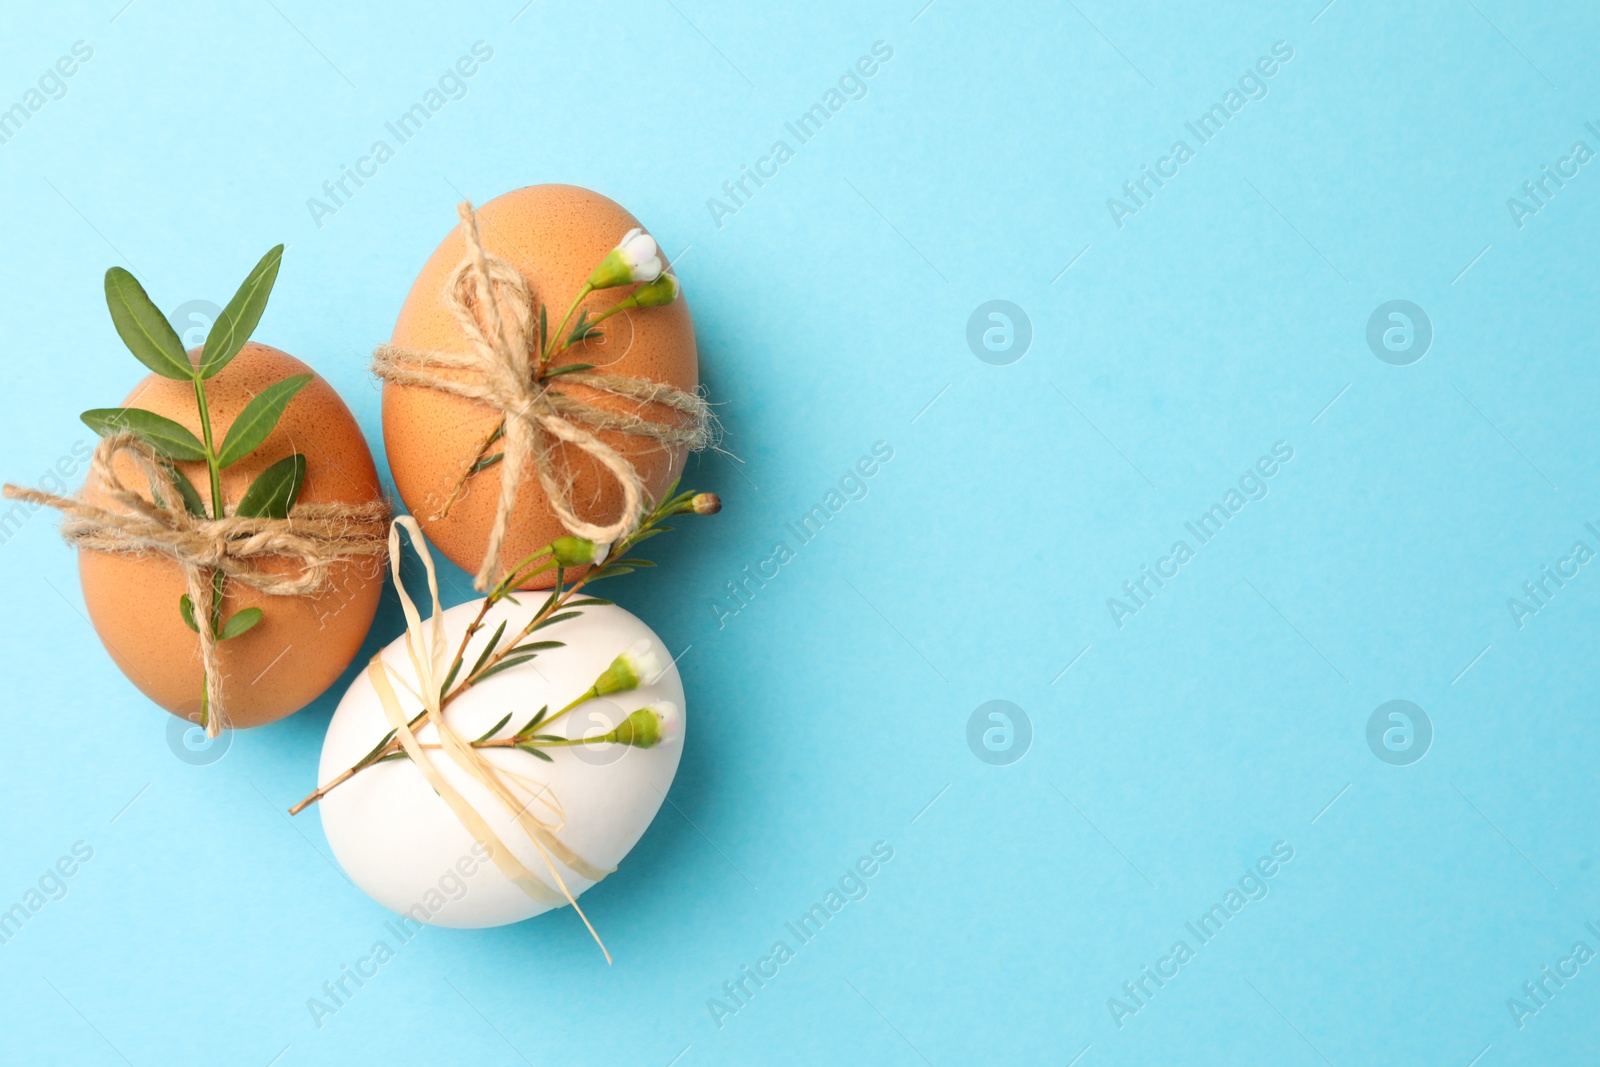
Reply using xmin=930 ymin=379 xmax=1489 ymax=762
xmin=357 ymin=727 xmax=398 ymax=767
xmin=474 ymin=712 xmax=513 ymax=744
xmin=515 ymin=705 xmax=549 ymax=738
xmin=472 ymin=650 xmax=543 ymax=682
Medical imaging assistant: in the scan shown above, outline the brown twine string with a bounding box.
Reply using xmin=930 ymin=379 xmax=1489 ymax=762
xmin=2 ymin=433 xmax=390 ymax=736
xmin=371 ymin=202 xmax=711 ymax=592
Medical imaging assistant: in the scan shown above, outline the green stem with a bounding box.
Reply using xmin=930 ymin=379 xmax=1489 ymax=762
xmin=191 ymin=377 xmax=225 ymax=521
xmin=516 ymin=735 xmax=595 ymax=748
xmin=543 ymin=283 xmax=594 ymax=367
xmin=534 ymin=686 xmax=601 ymax=735
xmin=191 ymin=373 xmax=227 ymax=727
xmin=419 ymin=734 xmax=608 ymax=751
xmin=573 ymin=296 xmax=636 ymax=340
xmin=541 ymin=297 xmax=638 ymax=372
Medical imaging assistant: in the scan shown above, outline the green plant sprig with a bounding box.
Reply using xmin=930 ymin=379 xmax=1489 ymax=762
xmin=437 ymin=269 xmax=675 ymax=515
xmin=287 ymin=482 xmax=719 ymax=816
xmin=83 ymin=247 xmax=309 ymax=729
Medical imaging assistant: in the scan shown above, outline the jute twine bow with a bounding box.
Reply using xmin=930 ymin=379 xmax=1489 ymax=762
xmin=1 ymin=433 xmax=390 ymax=736
xmin=372 ymin=202 xmax=712 ymax=592
xmin=372 ymin=517 xmax=613 ymax=959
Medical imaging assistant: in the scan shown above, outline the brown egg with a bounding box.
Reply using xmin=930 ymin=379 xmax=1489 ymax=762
xmin=383 ymin=184 xmax=698 ymax=589
xmin=78 ymin=343 xmax=385 ymax=729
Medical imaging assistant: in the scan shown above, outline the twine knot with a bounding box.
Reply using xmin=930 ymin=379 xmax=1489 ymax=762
xmin=3 ymin=433 xmax=390 ymax=735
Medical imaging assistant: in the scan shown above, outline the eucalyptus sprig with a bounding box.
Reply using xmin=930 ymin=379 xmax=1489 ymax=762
xmin=287 ymin=482 xmax=720 ymax=815
xmin=82 ymin=248 xmax=309 ymax=728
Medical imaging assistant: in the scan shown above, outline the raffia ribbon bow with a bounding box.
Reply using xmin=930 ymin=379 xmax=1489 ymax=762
xmin=372 ymin=202 xmax=712 ymax=592
xmin=1 ymin=433 xmax=389 ymax=736
xmin=371 ymin=517 xmax=613 ymax=960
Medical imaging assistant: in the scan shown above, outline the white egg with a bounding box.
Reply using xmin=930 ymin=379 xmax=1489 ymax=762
xmin=317 ymin=595 xmax=685 ymax=929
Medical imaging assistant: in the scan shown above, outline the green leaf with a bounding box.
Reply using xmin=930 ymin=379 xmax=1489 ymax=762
xmin=104 ymin=267 xmax=192 ymax=380
xmin=505 ymin=640 xmax=563 ymax=655
xmin=623 ymin=528 xmax=668 ymax=548
xmin=375 ymin=750 xmax=411 ymax=764
xmin=610 ymin=557 xmax=655 ymax=568
xmin=162 ymin=463 xmax=208 ymax=516
xmin=566 ymin=310 xmax=604 ymax=346
xmin=516 ymin=742 xmax=554 ymax=762
xmin=81 ymin=407 xmax=206 ymax=461
xmin=199 ymin=245 xmax=284 ymax=378
xmin=538 ymin=304 xmax=548 ymax=355
xmin=515 ymin=705 xmax=549 ymax=738
xmin=566 ymin=597 xmax=612 ymax=607
xmin=591 ymin=566 xmax=634 ymax=579
xmin=357 ymin=727 xmax=399 ymax=767
xmin=469 ymin=640 xmax=560 ymax=684
xmin=219 ymin=607 xmax=263 ymax=640
xmin=215 ymin=374 xmax=312 ymax=467
xmin=440 ymin=651 xmax=466 ymax=699
xmin=545 ymin=362 xmax=596 ymax=379
xmin=474 ymin=712 xmax=512 ymax=744
xmin=532 ymin=610 xmax=581 ymax=631
xmin=531 ymin=733 xmax=567 ymax=744
xmin=472 ymin=650 xmax=542 ymax=682
xmin=462 ymin=619 xmax=507 ymax=686
xmin=234 ymin=453 xmax=306 ymax=519
xmin=178 ymin=593 xmax=199 ymax=633
xmin=471 ymin=452 xmax=504 ymax=473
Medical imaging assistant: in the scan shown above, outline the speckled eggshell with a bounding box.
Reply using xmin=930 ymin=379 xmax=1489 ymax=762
xmin=382 ymin=185 xmax=698 ymax=589
xmin=78 ymin=343 xmax=385 ymax=729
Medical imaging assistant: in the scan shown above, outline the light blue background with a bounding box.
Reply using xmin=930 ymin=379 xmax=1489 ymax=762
xmin=1 ymin=1 xmax=1597 ymax=1064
